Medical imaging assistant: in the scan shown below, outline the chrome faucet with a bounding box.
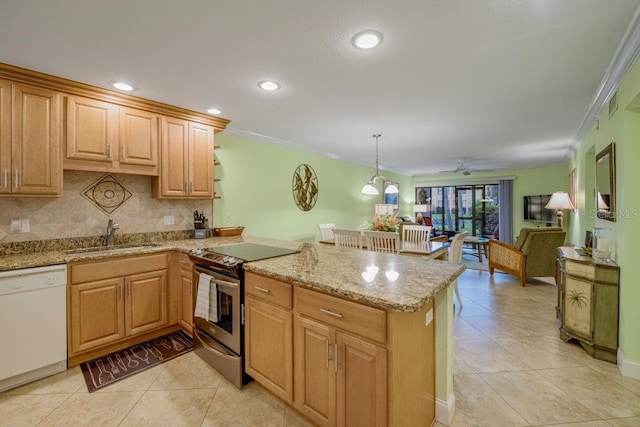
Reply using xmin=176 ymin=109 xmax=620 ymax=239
xmin=106 ymin=219 xmax=119 ymax=249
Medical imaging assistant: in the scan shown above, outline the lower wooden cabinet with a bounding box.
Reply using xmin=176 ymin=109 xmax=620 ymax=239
xmin=245 ymin=272 xmax=434 ymax=427
xmin=68 ymin=253 xmax=169 ymax=358
xmin=70 ymin=277 xmax=125 ymax=353
xmin=245 ymin=295 xmax=293 ymax=403
xmin=294 ymin=301 xmax=387 ymax=427
xmin=176 ymin=253 xmax=193 ymax=336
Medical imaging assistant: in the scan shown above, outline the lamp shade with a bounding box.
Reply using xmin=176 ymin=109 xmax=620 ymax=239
xmin=384 ymin=183 xmax=399 ymax=194
xmin=545 ymin=191 xmax=575 ymax=210
xmin=413 ymin=204 xmax=424 ymax=213
xmin=361 ymin=183 xmax=379 ymax=195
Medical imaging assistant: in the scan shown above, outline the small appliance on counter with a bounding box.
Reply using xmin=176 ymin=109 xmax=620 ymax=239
xmin=194 ymin=210 xmax=209 ymax=239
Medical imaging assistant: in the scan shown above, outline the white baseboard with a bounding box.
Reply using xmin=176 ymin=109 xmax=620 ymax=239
xmin=618 ymin=348 xmax=640 ymax=380
xmin=436 ymin=393 xmax=456 ymax=426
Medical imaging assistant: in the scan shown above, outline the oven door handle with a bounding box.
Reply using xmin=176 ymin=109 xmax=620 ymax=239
xmin=211 ymin=278 xmax=239 ymax=288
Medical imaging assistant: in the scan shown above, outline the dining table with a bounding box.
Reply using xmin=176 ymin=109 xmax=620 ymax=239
xmin=399 ymin=240 xmax=450 ymax=260
xmin=319 ymin=238 xmax=450 ymax=260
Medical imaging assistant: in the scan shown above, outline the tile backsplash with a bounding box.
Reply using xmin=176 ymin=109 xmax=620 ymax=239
xmin=0 ymin=171 xmax=213 ymax=243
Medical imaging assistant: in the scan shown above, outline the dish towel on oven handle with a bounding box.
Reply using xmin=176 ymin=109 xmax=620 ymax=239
xmin=194 ymin=272 xmax=218 ymax=322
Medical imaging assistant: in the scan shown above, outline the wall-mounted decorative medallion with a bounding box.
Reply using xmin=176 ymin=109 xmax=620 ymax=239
xmin=82 ymin=173 xmax=133 ymax=215
xmin=292 ymin=164 xmax=318 ymax=211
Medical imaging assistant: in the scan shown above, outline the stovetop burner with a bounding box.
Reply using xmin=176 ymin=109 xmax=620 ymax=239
xmin=204 ymin=243 xmax=299 ymax=262
xmin=189 ymin=243 xmax=299 ymax=277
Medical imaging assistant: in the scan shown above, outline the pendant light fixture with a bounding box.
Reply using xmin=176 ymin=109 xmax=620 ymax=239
xmin=361 ymin=134 xmax=399 ymax=195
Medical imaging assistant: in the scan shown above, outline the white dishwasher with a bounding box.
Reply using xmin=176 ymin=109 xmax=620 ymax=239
xmin=0 ymin=264 xmax=67 ymax=392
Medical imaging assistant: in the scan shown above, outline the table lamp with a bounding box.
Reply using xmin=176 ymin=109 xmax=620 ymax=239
xmin=545 ymin=191 xmax=575 ymax=227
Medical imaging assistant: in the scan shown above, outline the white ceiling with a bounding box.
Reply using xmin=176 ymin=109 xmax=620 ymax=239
xmin=1 ymin=0 xmax=639 ymax=176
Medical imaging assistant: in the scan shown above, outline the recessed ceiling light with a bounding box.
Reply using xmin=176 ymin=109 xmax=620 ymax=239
xmin=207 ymin=108 xmax=221 ymax=115
xmin=352 ymin=30 xmax=383 ymax=49
xmin=112 ymin=82 xmax=134 ymax=91
xmin=258 ymin=80 xmax=281 ymax=91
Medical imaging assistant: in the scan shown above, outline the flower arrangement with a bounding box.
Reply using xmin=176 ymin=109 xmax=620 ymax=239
xmin=370 ymin=214 xmax=399 ymax=232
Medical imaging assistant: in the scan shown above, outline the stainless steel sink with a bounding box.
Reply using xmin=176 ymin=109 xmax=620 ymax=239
xmin=64 ymin=243 xmax=161 ymax=256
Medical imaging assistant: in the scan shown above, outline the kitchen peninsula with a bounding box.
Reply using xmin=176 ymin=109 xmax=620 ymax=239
xmin=0 ymin=235 xmax=463 ymax=426
xmin=243 ymin=242 xmax=464 ymax=427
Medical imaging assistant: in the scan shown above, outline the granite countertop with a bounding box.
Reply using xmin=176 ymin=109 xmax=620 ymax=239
xmin=0 ymin=235 xmax=464 ymax=313
xmin=244 ymin=243 xmax=465 ymax=313
xmin=0 ymin=235 xmax=281 ymax=271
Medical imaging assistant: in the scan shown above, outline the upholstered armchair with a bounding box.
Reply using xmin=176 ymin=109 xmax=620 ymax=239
xmin=488 ymin=227 xmax=566 ymax=286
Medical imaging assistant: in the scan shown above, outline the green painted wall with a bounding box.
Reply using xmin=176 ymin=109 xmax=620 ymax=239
xmin=569 ymin=55 xmax=640 ymax=368
xmin=575 ymin=55 xmax=640 ymax=366
xmin=212 ymin=133 xmax=411 ymax=242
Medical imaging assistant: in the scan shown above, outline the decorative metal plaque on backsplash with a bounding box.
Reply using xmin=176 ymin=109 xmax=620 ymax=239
xmin=82 ymin=174 xmax=133 ymax=215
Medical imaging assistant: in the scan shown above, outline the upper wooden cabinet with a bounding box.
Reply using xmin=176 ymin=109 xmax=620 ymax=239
xmin=0 ymin=62 xmax=229 ymax=186
xmin=151 ymin=117 xmax=215 ymax=199
xmin=64 ymin=95 xmax=159 ymax=175
xmin=0 ymin=79 xmax=62 ymax=196
xmin=119 ymin=107 xmax=159 ymax=168
xmin=66 ymin=96 xmax=116 ymax=163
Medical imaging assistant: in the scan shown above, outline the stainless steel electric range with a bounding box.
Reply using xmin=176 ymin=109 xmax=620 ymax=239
xmin=189 ymin=243 xmax=299 ymax=388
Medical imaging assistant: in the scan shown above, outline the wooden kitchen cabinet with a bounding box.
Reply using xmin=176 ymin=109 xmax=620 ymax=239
xmin=68 ymin=253 xmax=169 ymax=362
xmin=244 ymin=272 xmax=435 ymax=427
xmin=294 ymin=287 xmax=387 ymax=427
xmin=245 ymin=273 xmax=294 ymax=404
xmin=119 ymin=107 xmax=159 ymax=168
xmin=557 ymin=247 xmax=620 ymax=362
xmin=70 ymin=277 xmax=125 ymax=353
xmin=64 ymin=95 xmax=159 ymax=175
xmin=65 ymin=96 xmax=118 ymax=164
xmin=125 ymin=269 xmax=169 ymax=336
xmin=177 ymin=253 xmax=194 ymax=336
xmin=152 ymin=116 xmax=214 ymax=198
xmin=0 ymin=80 xmax=62 ymax=196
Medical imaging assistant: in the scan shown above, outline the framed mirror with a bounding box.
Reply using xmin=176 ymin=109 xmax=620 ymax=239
xmin=596 ymin=142 xmax=616 ymax=221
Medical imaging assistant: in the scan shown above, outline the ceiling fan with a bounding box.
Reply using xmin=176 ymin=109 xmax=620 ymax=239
xmin=438 ymin=159 xmax=494 ymax=176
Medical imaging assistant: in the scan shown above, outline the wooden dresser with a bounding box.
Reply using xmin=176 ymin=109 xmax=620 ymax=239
xmin=557 ymin=246 xmax=620 ymax=362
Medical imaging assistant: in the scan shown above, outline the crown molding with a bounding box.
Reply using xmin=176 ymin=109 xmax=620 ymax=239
xmin=223 ymin=127 xmax=406 ymax=175
xmin=574 ymin=5 xmax=640 ymax=146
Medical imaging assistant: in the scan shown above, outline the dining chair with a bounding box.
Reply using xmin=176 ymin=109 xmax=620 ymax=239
xmin=449 ymin=232 xmax=468 ymax=308
xmin=362 ymin=230 xmax=399 ymax=254
xmin=402 ymin=225 xmax=432 ymax=244
xmin=332 ymin=228 xmax=362 ymax=249
xmin=317 ymin=223 xmax=336 ymax=241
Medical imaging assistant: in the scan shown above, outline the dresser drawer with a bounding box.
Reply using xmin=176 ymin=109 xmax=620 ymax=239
xmin=295 ymin=287 xmax=386 ymax=343
xmin=245 ymin=272 xmax=292 ymax=309
xmin=564 ymin=260 xmax=595 ymax=280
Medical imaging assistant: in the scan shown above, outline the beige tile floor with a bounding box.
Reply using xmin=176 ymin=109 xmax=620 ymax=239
xmin=435 ymin=269 xmax=640 ymax=427
xmin=1 ymin=268 xmax=639 ymax=426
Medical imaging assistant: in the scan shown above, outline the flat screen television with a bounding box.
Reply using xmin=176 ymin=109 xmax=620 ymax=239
xmin=523 ymin=194 xmax=555 ymax=223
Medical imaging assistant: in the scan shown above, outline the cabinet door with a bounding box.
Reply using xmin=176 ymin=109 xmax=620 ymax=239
xmin=66 ymin=96 xmax=118 ymax=163
xmin=246 ymin=296 xmax=293 ymax=403
xmin=178 ymin=264 xmax=193 ymax=335
xmin=188 ymin=122 xmax=214 ymax=197
xmin=125 ymin=269 xmax=168 ymax=336
xmin=70 ymin=278 xmax=126 ymax=354
xmin=119 ymin=107 xmax=158 ymax=167
xmin=563 ymin=276 xmax=593 ymax=339
xmin=336 ymin=332 xmax=387 ymax=427
xmin=12 ymin=83 xmax=61 ymax=195
xmin=294 ymin=316 xmax=335 ymax=427
xmin=159 ymin=117 xmax=189 ymax=196
xmin=0 ymin=80 xmax=10 ymax=194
